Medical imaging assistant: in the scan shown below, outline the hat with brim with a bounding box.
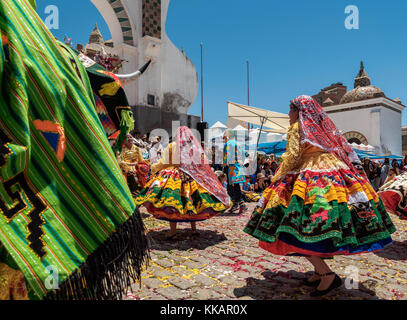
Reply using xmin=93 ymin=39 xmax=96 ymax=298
xmin=257 ymin=173 xmax=265 ymax=179
xmin=214 ymin=170 xmax=224 ymax=177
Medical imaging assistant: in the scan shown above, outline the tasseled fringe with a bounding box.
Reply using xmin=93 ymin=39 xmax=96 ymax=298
xmin=45 ymin=208 xmax=150 ymax=300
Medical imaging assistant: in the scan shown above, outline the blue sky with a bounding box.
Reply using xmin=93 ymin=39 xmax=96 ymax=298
xmin=36 ymin=0 xmax=407 ymax=127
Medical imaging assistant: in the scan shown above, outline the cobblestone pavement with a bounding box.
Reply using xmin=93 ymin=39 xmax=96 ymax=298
xmin=126 ymin=202 xmax=407 ymax=300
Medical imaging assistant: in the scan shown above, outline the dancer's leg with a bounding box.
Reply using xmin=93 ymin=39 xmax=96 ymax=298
xmin=306 ymin=256 xmax=336 ymax=290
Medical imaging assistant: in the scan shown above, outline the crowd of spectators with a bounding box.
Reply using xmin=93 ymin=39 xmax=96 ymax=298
xmin=363 ymin=156 xmax=407 ymax=191
xmin=210 ymin=144 xmax=281 ymax=205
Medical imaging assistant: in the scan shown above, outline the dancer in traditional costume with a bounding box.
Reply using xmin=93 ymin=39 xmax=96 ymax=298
xmin=135 ymin=126 xmax=231 ymax=239
xmin=117 ymin=134 xmax=150 ymax=195
xmin=244 ymin=95 xmax=395 ymax=297
xmin=0 ymin=0 xmax=148 ymax=300
xmin=378 ymin=171 xmax=407 ymax=220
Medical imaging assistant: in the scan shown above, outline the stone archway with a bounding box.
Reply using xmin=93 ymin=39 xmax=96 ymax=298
xmin=343 ymin=131 xmax=368 ymax=145
xmin=90 ymin=0 xmax=135 ymax=46
xmin=87 ymin=0 xmax=200 ymax=133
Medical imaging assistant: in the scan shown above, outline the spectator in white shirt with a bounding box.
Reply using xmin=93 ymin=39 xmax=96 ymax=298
xmin=149 ymin=136 xmax=163 ymax=164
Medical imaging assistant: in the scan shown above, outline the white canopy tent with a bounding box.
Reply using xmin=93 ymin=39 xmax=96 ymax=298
xmin=227 ymin=101 xmax=290 ymax=134
xmin=208 ymin=121 xmax=227 ymax=140
xmin=233 ymin=124 xmax=248 ymax=131
xmin=250 ymin=128 xmax=269 ymax=144
xmin=350 ymin=142 xmax=376 ymax=153
xmin=228 ymin=101 xmax=290 ymax=154
xmin=210 ymin=121 xmax=228 ymax=129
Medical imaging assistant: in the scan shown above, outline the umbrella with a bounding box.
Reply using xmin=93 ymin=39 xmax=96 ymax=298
xmin=228 ymin=101 xmax=289 ymax=134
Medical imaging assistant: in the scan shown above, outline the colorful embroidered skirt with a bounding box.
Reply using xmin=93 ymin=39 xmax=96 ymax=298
xmin=378 ymin=172 xmax=407 ymax=220
xmin=134 ymin=167 xmax=228 ymax=222
xmin=244 ymin=152 xmax=396 ymax=257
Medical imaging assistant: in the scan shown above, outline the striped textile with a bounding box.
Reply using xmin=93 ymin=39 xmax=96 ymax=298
xmin=0 ymin=0 xmax=148 ymax=300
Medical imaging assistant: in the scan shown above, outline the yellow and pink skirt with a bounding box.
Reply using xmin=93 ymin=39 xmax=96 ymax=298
xmin=134 ymin=167 xmax=228 ymax=222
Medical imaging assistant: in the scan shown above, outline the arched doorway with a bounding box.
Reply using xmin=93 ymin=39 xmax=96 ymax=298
xmin=343 ymin=131 xmax=368 ymax=145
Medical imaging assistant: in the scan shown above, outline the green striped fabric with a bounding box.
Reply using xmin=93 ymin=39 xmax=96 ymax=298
xmin=0 ymin=0 xmax=148 ymax=300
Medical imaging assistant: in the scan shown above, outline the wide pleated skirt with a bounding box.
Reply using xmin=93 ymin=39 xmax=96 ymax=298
xmin=244 ymin=152 xmax=396 ymax=257
xmin=134 ymin=167 xmax=228 ymax=222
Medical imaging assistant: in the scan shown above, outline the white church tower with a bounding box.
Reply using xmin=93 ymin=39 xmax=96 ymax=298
xmin=89 ymin=0 xmax=200 ymax=133
xmin=315 ymin=62 xmax=405 ymax=156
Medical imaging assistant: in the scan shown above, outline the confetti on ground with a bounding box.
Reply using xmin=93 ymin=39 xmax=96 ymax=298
xmin=125 ymin=203 xmax=407 ymax=300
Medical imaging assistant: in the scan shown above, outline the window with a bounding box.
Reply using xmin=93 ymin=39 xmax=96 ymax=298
xmin=147 ymin=94 xmax=155 ymax=106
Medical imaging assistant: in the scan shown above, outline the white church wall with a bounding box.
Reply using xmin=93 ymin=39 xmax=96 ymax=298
xmin=326 ymin=100 xmax=404 ymax=156
xmin=139 ymin=36 xmax=163 ymax=107
xmin=369 ymin=108 xmax=381 ymax=154
xmin=112 ymin=44 xmax=139 ymax=105
xmin=379 ymin=106 xmax=403 ymax=155
xmin=327 ymin=109 xmax=372 ymax=145
xmin=160 ymin=0 xmax=199 ymax=114
xmin=160 ymin=36 xmax=199 ymax=114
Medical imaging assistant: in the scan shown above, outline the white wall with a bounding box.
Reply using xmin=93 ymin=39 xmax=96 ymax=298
xmin=328 ymin=109 xmax=372 ymax=145
xmin=370 ymin=108 xmax=381 ymax=154
xmin=327 ymin=103 xmax=403 ymax=156
xmin=112 ymin=44 xmax=139 ymax=105
xmin=380 ymin=107 xmax=402 ymax=155
xmin=160 ymin=0 xmax=198 ymax=114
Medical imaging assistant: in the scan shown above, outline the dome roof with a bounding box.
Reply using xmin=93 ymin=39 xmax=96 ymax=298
xmin=340 ymin=85 xmax=385 ymax=104
xmin=340 ymin=61 xmax=386 ymax=104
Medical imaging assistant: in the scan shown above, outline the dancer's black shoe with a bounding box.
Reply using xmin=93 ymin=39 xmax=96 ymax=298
xmin=310 ymin=272 xmax=342 ymax=297
xmin=303 ymin=272 xmax=321 ymax=287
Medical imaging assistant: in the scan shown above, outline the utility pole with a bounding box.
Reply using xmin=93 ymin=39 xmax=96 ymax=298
xmin=201 ymin=42 xmax=204 ymax=121
xmin=197 ymin=42 xmax=208 ymax=144
xmin=247 ymin=60 xmax=250 ymax=130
